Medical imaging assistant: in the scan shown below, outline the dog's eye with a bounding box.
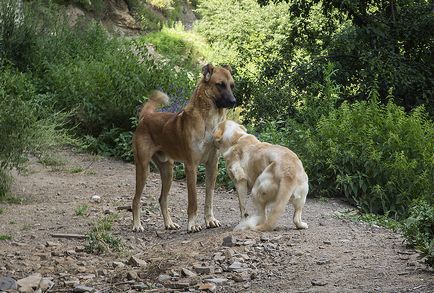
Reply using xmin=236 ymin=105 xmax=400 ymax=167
xmin=217 ymin=82 xmax=226 ymax=88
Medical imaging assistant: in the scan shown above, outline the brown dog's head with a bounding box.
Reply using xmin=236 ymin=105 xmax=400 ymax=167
xmin=202 ymin=64 xmax=237 ymax=108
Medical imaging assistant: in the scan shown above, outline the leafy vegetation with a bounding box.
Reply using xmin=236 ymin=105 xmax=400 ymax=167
xmin=85 ymin=213 xmax=123 ymax=254
xmin=75 ymin=204 xmax=89 ymax=216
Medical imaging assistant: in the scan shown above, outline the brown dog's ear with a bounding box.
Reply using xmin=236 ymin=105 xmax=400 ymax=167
xmin=202 ymin=63 xmax=214 ymax=82
xmin=222 ymin=64 xmax=232 ymax=74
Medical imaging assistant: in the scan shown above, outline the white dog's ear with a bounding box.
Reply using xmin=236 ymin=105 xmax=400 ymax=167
xmin=202 ymin=63 xmax=214 ymax=82
xmin=213 ymin=127 xmax=223 ymax=143
xmin=240 ymin=125 xmax=247 ymax=132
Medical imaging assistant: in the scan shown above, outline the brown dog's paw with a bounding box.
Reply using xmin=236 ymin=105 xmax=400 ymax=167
xmin=205 ymin=218 xmax=221 ymax=229
xmin=132 ymin=223 xmax=144 ymax=232
xmin=187 ymin=224 xmax=202 ymax=233
xmin=165 ymin=222 xmax=181 ymax=230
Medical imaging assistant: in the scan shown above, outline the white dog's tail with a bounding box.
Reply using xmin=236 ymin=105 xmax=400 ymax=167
xmin=234 ymin=215 xmax=262 ymax=231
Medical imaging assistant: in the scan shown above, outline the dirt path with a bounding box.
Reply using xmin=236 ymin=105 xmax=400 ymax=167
xmin=0 ymin=149 xmax=432 ymax=293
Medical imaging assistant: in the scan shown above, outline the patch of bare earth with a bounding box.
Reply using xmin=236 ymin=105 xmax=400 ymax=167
xmin=0 ymin=149 xmax=432 ymax=292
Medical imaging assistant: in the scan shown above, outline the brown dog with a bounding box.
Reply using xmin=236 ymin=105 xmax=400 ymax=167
xmin=132 ymin=64 xmax=236 ymax=233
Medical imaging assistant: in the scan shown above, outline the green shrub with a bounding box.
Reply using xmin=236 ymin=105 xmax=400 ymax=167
xmin=0 ymin=67 xmax=68 ymax=198
xmin=403 ymin=200 xmax=434 ymax=267
xmin=86 ymin=213 xmax=122 ymax=254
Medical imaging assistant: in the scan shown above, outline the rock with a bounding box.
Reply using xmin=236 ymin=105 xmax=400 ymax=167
xmin=132 ymin=282 xmax=147 ymax=290
xmin=91 ymin=195 xmax=101 ymax=203
xmin=198 ymin=282 xmax=217 ymax=292
xmin=233 ymin=272 xmax=251 ymax=282
xmin=17 ymin=273 xmax=42 ymax=292
xmin=39 ymin=278 xmax=54 ymax=291
xmin=243 ymin=239 xmax=256 ymax=245
xmin=181 ymin=268 xmax=197 ymax=277
xmin=167 ymin=282 xmax=190 ymax=289
xmin=64 ymin=280 xmax=80 ymax=286
xmin=323 ymin=240 xmax=332 ymax=245
xmin=227 ymin=261 xmax=247 ymax=272
xmin=194 ymin=265 xmax=213 ymax=274
xmin=45 ymin=241 xmax=60 ymax=247
xmin=316 ymin=258 xmax=330 ymax=265
xmin=128 ymin=256 xmax=147 ymax=267
xmin=158 ymin=274 xmax=171 ymax=283
xmin=222 ymin=235 xmax=236 ymax=247
xmin=204 ymin=277 xmax=228 ymax=285
xmin=213 ymin=252 xmax=225 ymax=262
xmin=260 ymin=235 xmax=270 ymax=242
xmin=127 ymin=271 xmax=138 ymax=280
xmin=224 ymin=248 xmax=235 ymax=260
xmin=112 ymin=261 xmax=125 ymax=268
xmin=73 ymin=284 xmax=95 ymax=292
xmin=0 ymin=277 xmax=17 ymax=291
xmin=311 ymin=279 xmax=328 ymax=286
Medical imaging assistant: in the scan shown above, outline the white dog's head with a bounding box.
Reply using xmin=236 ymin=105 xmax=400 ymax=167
xmin=213 ymin=120 xmax=247 ymax=151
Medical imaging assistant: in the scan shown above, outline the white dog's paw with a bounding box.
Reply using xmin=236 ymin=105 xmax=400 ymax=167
xmin=295 ymin=222 xmax=308 ymax=229
xmin=205 ymin=217 xmax=221 ymax=228
xmin=234 ymin=216 xmax=261 ymax=231
xmin=132 ymin=223 xmax=144 ymax=232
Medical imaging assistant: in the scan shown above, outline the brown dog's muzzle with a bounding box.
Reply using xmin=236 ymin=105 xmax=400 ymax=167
xmin=215 ymin=89 xmax=237 ymax=108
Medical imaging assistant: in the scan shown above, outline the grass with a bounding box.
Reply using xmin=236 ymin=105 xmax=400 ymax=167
xmin=69 ymin=167 xmax=85 ymax=173
xmin=0 ymin=207 xmax=4 ymax=214
xmin=9 ymin=220 xmax=16 ymax=224
xmin=38 ymin=155 xmax=65 ymax=167
xmin=0 ymin=195 xmax=24 ymax=204
xmin=335 ymin=209 xmax=401 ymax=231
xmin=75 ymin=204 xmax=89 ymax=216
xmin=85 ymin=213 xmax=123 ymax=254
xmin=0 ymin=234 xmax=12 ymax=241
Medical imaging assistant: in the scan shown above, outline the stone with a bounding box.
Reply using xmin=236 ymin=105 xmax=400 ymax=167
xmin=224 ymin=248 xmax=235 ymax=260
xmin=194 ymin=265 xmax=213 ymax=274
xmin=323 ymin=240 xmax=332 ymax=245
xmin=311 ymin=279 xmax=328 ymax=286
xmin=73 ymin=284 xmax=95 ymax=292
xmin=233 ymin=272 xmax=251 ymax=282
xmin=204 ymin=277 xmax=228 ymax=285
xmin=0 ymin=277 xmax=17 ymax=291
xmin=64 ymin=280 xmax=80 ymax=286
xmin=127 ymin=271 xmax=138 ymax=280
xmin=158 ymin=274 xmax=171 ymax=283
xmin=91 ymin=195 xmax=101 ymax=202
xmin=198 ymin=282 xmax=217 ymax=292
xmin=112 ymin=261 xmax=125 ymax=268
xmin=45 ymin=241 xmax=60 ymax=247
xmin=222 ymin=235 xmax=236 ymax=247
xmin=316 ymin=259 xmax=330 ymax=265
xmin=17 ymin=273 xmax=42 ymax=291
xmin=167 ymin=282 xmax=190 ymax=289
xmin=132 ymin=282 xmax=147 ymax=290
xmin=128 ymin=256 xmax=147 ymax=267
xmin=227 ymin=261 xmax=247 ymax=272
xmin=181 ymin=268 xmax=197 ymax=277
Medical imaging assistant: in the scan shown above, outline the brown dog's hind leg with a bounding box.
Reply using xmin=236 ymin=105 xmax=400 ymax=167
xmin=132 ymin=158 xmax=150 ymax=232
xmin=153 ymin=155 xmax=180 ymax=230
xmin=204 ymin=152 xmax=221 ymax=228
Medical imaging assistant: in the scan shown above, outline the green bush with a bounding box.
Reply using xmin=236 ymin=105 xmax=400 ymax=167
xmin=403 ymin=200 xmax=434 ymax=267
xmin=260 ymin=97 xmax=434 ymax=219
xmin=0 ymin=67 xmax=68 ymax=198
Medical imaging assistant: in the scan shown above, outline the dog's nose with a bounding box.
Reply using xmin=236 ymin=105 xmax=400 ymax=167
xmin=228 ymin=97 xmax=237 ymax=107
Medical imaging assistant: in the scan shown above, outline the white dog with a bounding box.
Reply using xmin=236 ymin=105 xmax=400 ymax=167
xmin=213 ymin=120 xmax=308 ymax=231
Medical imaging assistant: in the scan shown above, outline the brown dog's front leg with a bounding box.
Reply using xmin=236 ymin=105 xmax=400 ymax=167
xmin=205 ymin=152 xmax=221 ymax=228
xmin=185 ymin=163 xmax=201 ymax=232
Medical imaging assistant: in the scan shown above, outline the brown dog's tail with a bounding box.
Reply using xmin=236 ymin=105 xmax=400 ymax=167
xmin=139 ymin=90 xmax=169 ymax=119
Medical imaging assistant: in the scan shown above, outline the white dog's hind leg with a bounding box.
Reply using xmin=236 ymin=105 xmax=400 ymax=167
xmin=234 ymin=215 xmax=261 ymax=230
xmin=292 ymin=181 xmax=308 ymax=229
